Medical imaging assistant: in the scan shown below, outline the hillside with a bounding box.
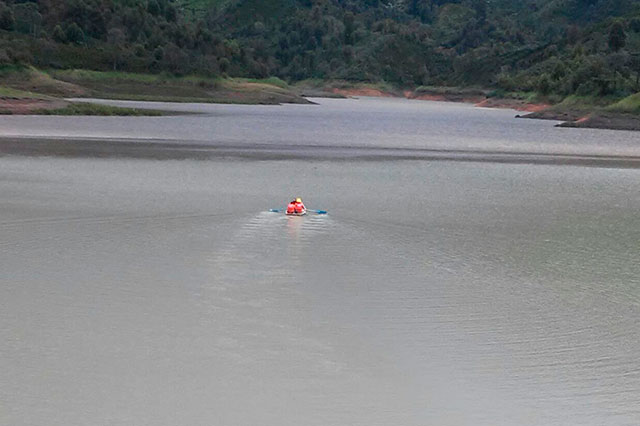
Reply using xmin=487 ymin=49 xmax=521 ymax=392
xmin=1 ymin=0 xmax=640 ymax=119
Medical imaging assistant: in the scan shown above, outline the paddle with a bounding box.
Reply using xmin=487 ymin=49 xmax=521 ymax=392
xmin=269 ymin=208 xmax=327 ymax=215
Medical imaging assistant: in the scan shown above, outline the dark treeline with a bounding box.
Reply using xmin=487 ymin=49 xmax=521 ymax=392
xmin=2 ymin=0 xmax=640 ymax=97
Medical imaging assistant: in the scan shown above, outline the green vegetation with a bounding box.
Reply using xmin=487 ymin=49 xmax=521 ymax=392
xmin=0 ymin=0 xmax=638 ymax=92
xmin=47 ymin=68 xmax=308 ymax=104
xmin=243 ymin=76 xmax=288 ymax=89
xmin=0 ymin=77 xmax=169 ymax=115
xmin=0 ymin=87 xmax=169 ymax=116
xmin=1 ymin=0 xmax=640 ymax=121
xmin=0 ymin=65 xmax=310 ymax=114
xmin=606 ymin=93 xmax=640 ymax=113
xmin=34 ymin=102 xmax=166 ymax=116
xmin=0 ymin=85 xmax=50 ymax=99
xmin=0 ymin=66 xmax=86 ymax=97
xmin=553 ymin=95 xmax=615 ymax=110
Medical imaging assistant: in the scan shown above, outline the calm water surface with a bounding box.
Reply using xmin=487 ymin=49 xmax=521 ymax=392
xmin=1 ymin=98 xmax=639 ymax=426
xmin=2 ymin=96 xmax=640 ymax=157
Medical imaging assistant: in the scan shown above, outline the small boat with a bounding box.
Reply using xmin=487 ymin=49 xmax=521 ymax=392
xmin=270 ymin=207 xmax=326 ymax=215
xmin=285 ymin=197 xmax=306 ymax=216
xmin=286 ymin=209 xmax=307 ymax=216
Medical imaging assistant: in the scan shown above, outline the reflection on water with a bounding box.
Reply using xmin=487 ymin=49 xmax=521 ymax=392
xmin=2 ymin=99 xmax=640 ymax=426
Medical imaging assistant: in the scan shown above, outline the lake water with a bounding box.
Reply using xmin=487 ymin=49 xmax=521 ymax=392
xmin=1 ymin=98 xmax=640 ymax=426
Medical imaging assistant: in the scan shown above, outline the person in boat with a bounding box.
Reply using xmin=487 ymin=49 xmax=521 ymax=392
xmin=286 ymin=197 xmax=306 ymax=215
xmin=286 ymin=199 xmax=296 ymax=214
xmin=295 ymin=198 xmax=306 ymax=214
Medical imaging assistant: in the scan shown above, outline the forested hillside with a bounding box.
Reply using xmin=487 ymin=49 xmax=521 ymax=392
xmin=1 ymin=0 xmax=640 ymax=98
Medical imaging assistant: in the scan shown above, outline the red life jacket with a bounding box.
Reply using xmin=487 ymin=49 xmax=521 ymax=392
xmin=286 ymin=203 xmax=296 ymax=214
xmin=294 ymin=202 xmax=305 ymax=213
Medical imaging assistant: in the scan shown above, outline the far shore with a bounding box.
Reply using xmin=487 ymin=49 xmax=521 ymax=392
xmin=2 ymin=67 xmax=640 ymax=130
xmin=310 ymin=84 xmax=640 ymax=131
xmin=0 ymin=67 xmax=312 ymax=116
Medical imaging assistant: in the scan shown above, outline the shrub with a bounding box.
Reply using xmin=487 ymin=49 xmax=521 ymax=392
xmin=65 ymin=23 xmax=85 ymax=45
xmin=219 ymin=57 xmax=230 ymax=73
xmin=0 ymin=4 xmax=15 ymax=31
xmin=52 ymin=25 xmax=66 ymax=43
xmin=147 ymin=0 xmax=160 ymax=16
xmin=0 ymin=48 xmax=10 ymax=65
xmin=608 ymin=22 xmax=626 ymax=52
xmin=537 ymin=73 xmax=552 ymax=95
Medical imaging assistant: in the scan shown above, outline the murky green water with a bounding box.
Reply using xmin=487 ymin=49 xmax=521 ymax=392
xmin=1 ymin=98 xmax=639 ymax=425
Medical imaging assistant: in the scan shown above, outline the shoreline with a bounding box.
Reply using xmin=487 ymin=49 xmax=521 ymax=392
xmin=520 ymin=109 xmax=640 ymax=131
xmin=2 ymin=67 xmax=639 ymax=130
xmin=0 ymin=68 xmax=312 ymax=116
xmin=299 ymin=83 xmax=551 ymax=111
xmin=300 ymin=82 xmax=640 ymax=131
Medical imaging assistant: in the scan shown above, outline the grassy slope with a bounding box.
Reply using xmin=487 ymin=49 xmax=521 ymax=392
xmin=50 ymin=69 xmax=310 ymax=104
xmin=0 ymin=68 xmax=164 ymax=115
xmin=0 ymin=66 xmax=310 ymax=115
xmin=520 ymin=93 xmax=640 ymax=130
xmin=0 ymin=66 xmax=86 ymax=97
xmin=0 ymin=86 xmax=55 ymax=99
xmin=606 ymin=93 xmax=640 ymax=114
xmin=34 ymin=102 xmax=166 ymax=116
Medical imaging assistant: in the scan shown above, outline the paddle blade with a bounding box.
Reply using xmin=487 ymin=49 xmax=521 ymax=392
xmin=314 ymin=210 xmax=327 ymax=215
xmin=269 ymin=209 xmax=282 ymax=213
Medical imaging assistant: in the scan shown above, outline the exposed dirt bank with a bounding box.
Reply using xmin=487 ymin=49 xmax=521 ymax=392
xmin=317 ymin=84 xmax=552 ymax=114
xmin=519 ymin=107 xmax=640 ymax=131
xmin=476 ymin=98 xmax=550 ymax=112
xmin=555 ymin=112 xmax=640 ymax=131
xmin=518 ymin=109 xmax=586 ymax=122
xmin=408 ymin=93 xmax=484 ymax=104
xmin=330 ymin=87 xmax=398 ymax=98
xmin=0 ymin=98 xmax=67 ymax=114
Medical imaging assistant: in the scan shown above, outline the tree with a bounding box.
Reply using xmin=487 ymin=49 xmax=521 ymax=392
xmin=0 ymin=4 xmax=15 ymax=31
xmin=153 ymin=46 xmax=164 ymax=60
xmin=219 ymin=57 xmax=230 ymax=73
xmin=0 ymin=48 xmax=10 ymax=65
xmin=537 ymin=73 xmax=552 ymax=95
xmin=344 ymin=12 xmax=355 ymax=44
xmin=566 ymin=25 xmax=580 ymax=45
xmin=163 ymin=42 xmax=189 ymax=74
xmin=13 ymin=2 xmax=41 ymax=37
xmin=107 ymin=28 xmax=126 ymax=70
xmin=65 ymin=22 xmax=85 ymax=44
xmin=165 ymin=4 xmax=177 ymax=22
xmin=608 ymin=21 xmax=626 ymax=52
xmin=52 ymin=24 xmax=66 ymax=43
xmin=471 ymin=0 xmax=487 ymax=23
xmin=148 ymin=0 xmax=161 ymax=16
xmin=630 ymin=54 xmax=640 ymax=90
